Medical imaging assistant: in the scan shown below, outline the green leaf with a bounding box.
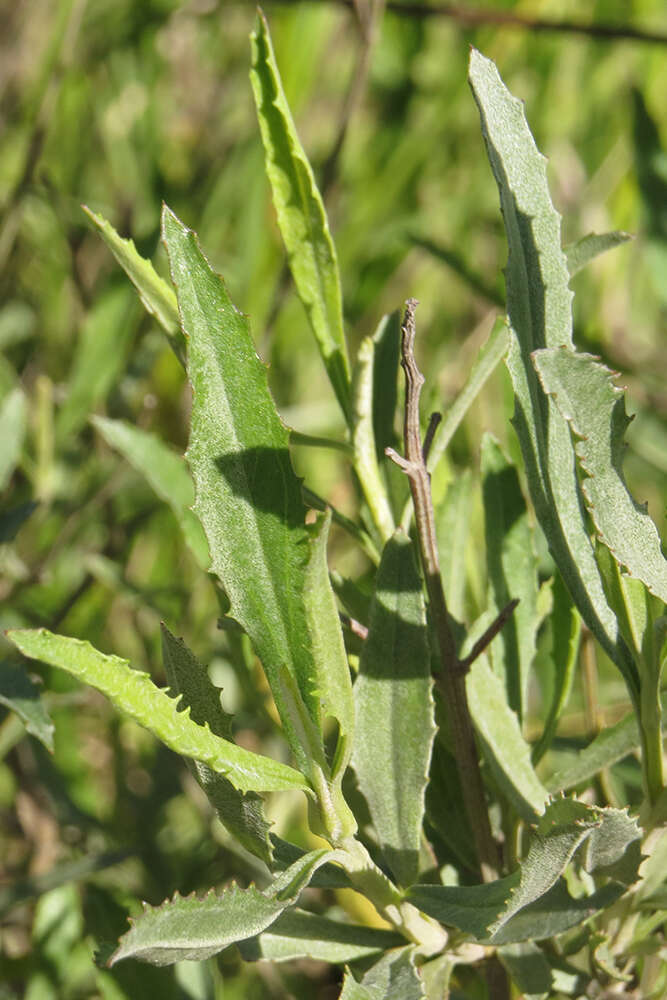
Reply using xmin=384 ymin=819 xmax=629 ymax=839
xmin=532 ymin=572 xmax=581 ymax=765
xmin=358 ymin=947 xmax=425 ymax=1000
xmin=467 ymin=657 xmax=548 ymax=822
xmin=110 ymin=848 xmax=337 ymax=966
xmin=427 ymin=316 xmax=509 ymax=473
xmin=352 ymin=531 xmax=435 ymax=887
xmin=409 ymin=798 xmax=602 ymax=941
xmin=160 ymin=626 xmax=272 ymax=864
xmin=161 ymin=205 xmax=325 ymax=777
xmin=0 ymin=386 xmax=27 ymax=491
xmin=490 ymin=879 xmax=625 ymax=945
xmin=82 ymin=206 xmax=185 ymax=363
xmin=91 ymin=417 xmax=209 ymax=570
xmin=498 ymin=942 xmax=552 ymax=999
xmin=56 ymin=286 xmax=140 ymax=441
xmin=303 ymin=511 xmax=355 ymax=781
xmin=468 ymin=48 xmax=636 ymax=694
xmin=371 ymin=311 xmax=401 ymax=461
xmin=0 ymin=850 xmax=128 ymax=919
xmin=7 ymin=629 xmax=309 ymax=795
xmin=249 ymin=11 xmax=351 ymax=421
xmin=435 ymin=469 xmax=473 ymax=623
xmin=339 ymin=971 xmax=375 ymax=1000
xmin=352 ymin=336 xmax=396 ymax=543
xmin=481 ymin=434 xmax=539 ymax=721
xmin=238 ymin=909 xmax=402 ymax=964
xmin=546 ymin=691 xmax=667 ymax=792
xmin=564 ymin=231 xmax=632 ymax=277
xmin=0 ymin=660 xmax=54 ymax=752
xmin=533 ymin=348 xmax=667 ymax=605
xmin=0 ymin=501 xmax=38 ymax=543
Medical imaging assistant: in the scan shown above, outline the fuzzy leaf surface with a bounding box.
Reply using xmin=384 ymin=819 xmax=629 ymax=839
xmin=82 ymin=206 xmax=185 ymax=362
xmin=352 ymin=336 xmax=395 ymax=542
xmin=161 ymin=626 xmax=272 ymax=863
xmin=7 ymin=629 xmax=309 ymax=795
xmin=110 ymin=849 xmax=336 ymax=966
xmin=564 ymin=231 xmax=632 ymax=277
xmin=533 ymin=348 xmax=667 ymax=604
xmin=239 ymin=909 xmax=402 ymax=964
xmin=92 ymin=417 xmax=208 ymax=569
xmin=358 ymin=947 xmax=425 ymax=1000
xmin=0 ymin=660 xmax=54 ymax=751
xmin=467 ymin=657 xmax=548 ymax=822
xmin=352 ymin=531 xmax=435 ymax=887
xmin=409 ymin=798 xmax=603 ymax=941
xmin=161 ymin=205 xmax=326 ymax=775
xmin=468 ymin=48 xmax=635 ymax=692
xmin=250 ymin=12 xmax=351 ymax=420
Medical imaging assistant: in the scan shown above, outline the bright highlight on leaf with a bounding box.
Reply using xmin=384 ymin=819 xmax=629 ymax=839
xmin=7 ymin=629 xmax=309 ymax=795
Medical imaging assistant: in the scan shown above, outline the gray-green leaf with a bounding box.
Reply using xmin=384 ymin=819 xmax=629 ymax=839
xmin=468 ymin=48 xmax=636 ymax=693
xmin=239 ymin=909 xmax=402 ymax=964
xmin=0 ymin=660 xmax=54 ymax=752
xmin=352 ymin=531 xmax=435 ymax=887
xmin=564 ymin=231 xmax=632 ymax=277
xmin=533 ymin=348 xmax=667 ymax=605
xmin=110 ymin=848 xmax=337 ymax=966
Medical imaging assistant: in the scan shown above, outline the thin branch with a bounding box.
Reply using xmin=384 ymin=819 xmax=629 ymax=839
xmin=269 ymin=0 xmax=667 ymax=46
xmin=386 ymin=298 xmax=500 ymax=883
xmin=460 ymin=598 xmax=519 ymax=671
xmin=422 ymin=412 xmax=442 ymax=463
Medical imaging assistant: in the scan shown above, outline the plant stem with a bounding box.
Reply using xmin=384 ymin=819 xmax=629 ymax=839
xmin=387 ymin=299 xmax=500 ymax=883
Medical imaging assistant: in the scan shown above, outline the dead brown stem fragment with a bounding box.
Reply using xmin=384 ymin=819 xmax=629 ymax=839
xmin=386 ymin=298 xmax=501 ymax=883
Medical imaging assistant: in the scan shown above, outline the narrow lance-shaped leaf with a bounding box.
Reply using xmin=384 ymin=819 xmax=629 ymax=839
xmin=250 ymin=11 xmax=351 ymax=422
xmin=0 ymin=387 xmax=27 ymax=491
xmin=533 ymin=348 xmax=667 ymax=605
xmin=564 ymin=231 xmax=632 ymax=277
xmin=352 ymin=531 xmax=436 ymax=887
xmin=161 ymin=626 xmax=272 ymax=864
xmin=238 ymin=909 xmax=402 ymax=965
xmin=466 ymin=656 xmax=548 ymax=823
xmin=7 ymin=629 xmax=309 ymax=795
xmin=468 ymin=49 xmax=637 ymax=695
xmin=82 ymin=206 xmax=185 ymax=363
xmin=110 ymin=848 xmax=338 ymax=966
xmin=352 ymin=336 xmax=396 ymax=543
xmin=92 ymin=416 xmax=209 ymax=570
xmin=161 ymin=205 xmax=326 ymax=779
xmin=481 ymin=433 xmax=539 ymax=721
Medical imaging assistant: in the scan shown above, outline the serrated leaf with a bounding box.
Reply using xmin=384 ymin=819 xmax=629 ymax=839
xmin=83 ymin=206 xmax=185 ymax=363
xmin=238 ymin=908 xmax=402 ymax=964
xmin=7 ymin=629 xmax=309 ymax=795
xmin=250 ymin=12 xmax=351 ymax=421
xmin=0 ymin=660 xmax=54 ymax=751
xmin=56 ymin=286 xmax=140 ymax=441
xmin=481 ymin=434 xmax=539 ymax=721
xmin=161 ymin=205 xmax=325 ymax=777
xmin=533 ymin=348 xmax=667 ymax=605
xmin=92 ymin=417 xmax=209 ymax=569
xmin=467 ymin=657 xmax=548 ymax=822
xmin=110 ymin=848 xmax=337 ymax=966
xmin=564 ymin=231 xmax=632 ymax=277
xmin=409 ymin=798 xmax=602 ymax=941
xmin=490 ymin=878 xmax=625 ymax=945
xmin=161 ymin=626 xmax=272 ymax=864
xmin=546 ymin=691 xmax=667 ymax=792
xmin=468 ymin=48 xmax=636 ymax=693
xmin=581 ymin=806 xmax=642 ymax=884
xmin=352 ymin=531 xmax=435 ymax=887
xmin=0 ymin=386 xmax=27 ymax=491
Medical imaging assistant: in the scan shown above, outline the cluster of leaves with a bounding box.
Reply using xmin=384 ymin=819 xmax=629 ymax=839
xmin=1 ymin=3 xmax=666 ymax=999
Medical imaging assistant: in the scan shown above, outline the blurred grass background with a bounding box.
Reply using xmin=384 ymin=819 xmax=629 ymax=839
xmin=0 ymin=1 xmax=665 ymax=997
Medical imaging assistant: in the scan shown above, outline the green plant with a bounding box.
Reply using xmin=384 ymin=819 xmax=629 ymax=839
xmin=5 ymin=12 xmax=666 ymax=999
